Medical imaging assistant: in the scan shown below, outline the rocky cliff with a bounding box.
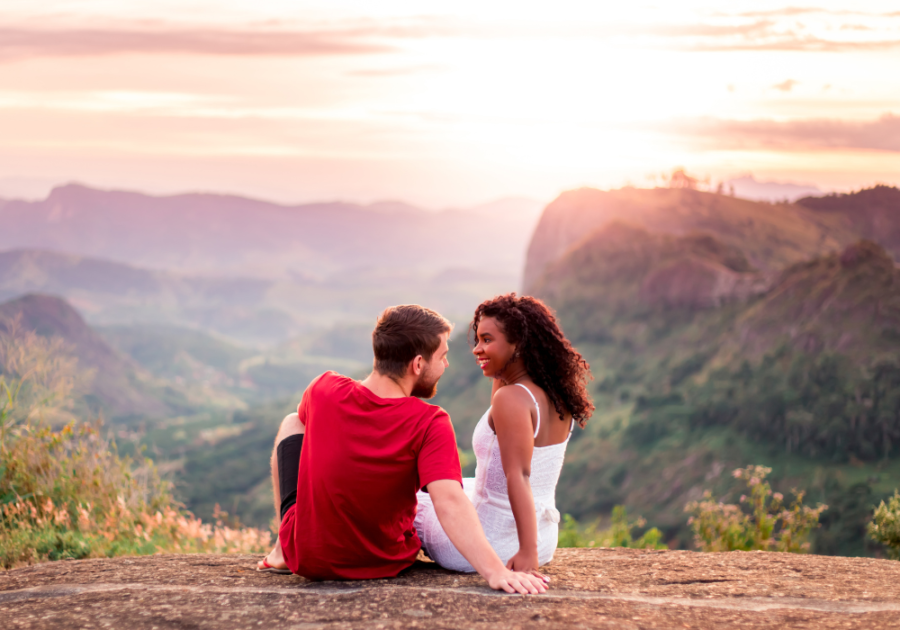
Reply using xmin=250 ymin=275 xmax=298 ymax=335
xmin=522 ymin=186 xmax=882 ymax=291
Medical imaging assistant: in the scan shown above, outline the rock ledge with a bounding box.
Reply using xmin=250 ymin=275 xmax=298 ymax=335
xmin=2 ymin=548 xmax=899 ymax=629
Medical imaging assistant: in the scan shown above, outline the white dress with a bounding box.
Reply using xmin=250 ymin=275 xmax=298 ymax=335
xmin=414 ymin=383 xmax=572 ymax=572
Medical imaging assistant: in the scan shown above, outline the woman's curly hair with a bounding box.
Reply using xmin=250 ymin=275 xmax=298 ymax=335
xmin=471 ymin=293 xmax=594 ymax=427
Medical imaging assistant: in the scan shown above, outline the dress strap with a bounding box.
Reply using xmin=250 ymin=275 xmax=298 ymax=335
xmin=514 ymin=383 xmax=540 ymax=439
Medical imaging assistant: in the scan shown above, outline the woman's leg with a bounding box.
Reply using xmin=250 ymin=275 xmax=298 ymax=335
xmin=413 ymin=483 xmax=478 ymax=573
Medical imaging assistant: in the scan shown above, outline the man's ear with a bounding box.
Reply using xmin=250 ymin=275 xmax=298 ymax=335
xmin=411 ymin=355 xmax=424 ymax=376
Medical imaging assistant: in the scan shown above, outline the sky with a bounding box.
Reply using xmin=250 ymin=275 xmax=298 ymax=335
xmin=0 ymin=1 xmax=898 ymax=207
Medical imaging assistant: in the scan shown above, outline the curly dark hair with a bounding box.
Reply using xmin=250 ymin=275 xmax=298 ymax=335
xmin=471 ymin=293 xmax=594 ymax=427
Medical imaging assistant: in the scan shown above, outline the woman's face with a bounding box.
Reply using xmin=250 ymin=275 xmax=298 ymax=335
xmin=472 ymin=316 xmax=516 ymax=378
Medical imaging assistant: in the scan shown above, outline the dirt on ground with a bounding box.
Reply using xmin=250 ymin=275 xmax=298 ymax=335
xmin=2 ymin=548 xmax=899 ymax=629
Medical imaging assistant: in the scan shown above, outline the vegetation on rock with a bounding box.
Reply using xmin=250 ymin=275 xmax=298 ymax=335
xmin=868 ymin=491 xmax=900 ymax=560
xmin=558 ymin=506 xmax=666 ymax=550
xmin=686 ymin=466 xmax=827 ymax=552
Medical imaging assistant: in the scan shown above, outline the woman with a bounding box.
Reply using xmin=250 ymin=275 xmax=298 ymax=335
xmin=415 ymin=293 xmax=593 ymax=573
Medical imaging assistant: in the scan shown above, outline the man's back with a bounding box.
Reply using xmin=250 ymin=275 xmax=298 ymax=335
xmin=279 ymin=371 xmax=461 ymax=580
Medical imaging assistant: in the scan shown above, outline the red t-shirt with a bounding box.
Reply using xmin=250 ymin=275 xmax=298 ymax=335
xmin=279 ymin=371 xmax=462 ymax=580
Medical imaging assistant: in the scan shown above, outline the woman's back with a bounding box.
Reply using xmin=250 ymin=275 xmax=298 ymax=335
xmin=415 ymin=385 xmax=571 ymax=572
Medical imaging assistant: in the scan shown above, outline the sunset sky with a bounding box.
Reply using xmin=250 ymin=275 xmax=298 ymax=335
xmin=1 ymin=1 xmax=898 ymax=207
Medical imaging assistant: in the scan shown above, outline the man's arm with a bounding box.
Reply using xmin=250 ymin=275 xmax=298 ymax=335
xmin=426 ymin=480 xmax=548 ymax=595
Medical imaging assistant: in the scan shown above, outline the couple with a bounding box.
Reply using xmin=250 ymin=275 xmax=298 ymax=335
xmin=257 ymin=293 xmax=593 ymax=594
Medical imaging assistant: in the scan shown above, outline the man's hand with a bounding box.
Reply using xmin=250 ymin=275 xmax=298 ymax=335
xmin=428 ymin=479 xmax=550 ymax=595
xmin=485 ymin=568 xmax=548 ymax=595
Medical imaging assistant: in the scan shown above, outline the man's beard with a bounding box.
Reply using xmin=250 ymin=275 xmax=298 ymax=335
xmin=411 ymin=366 xmax=440 ymax=399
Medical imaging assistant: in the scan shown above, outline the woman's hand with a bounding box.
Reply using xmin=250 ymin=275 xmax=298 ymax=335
xmin=506 ymin=548 xmax=541 ymax=574
xmin=486 ymin=568 xmax=548 ymax=594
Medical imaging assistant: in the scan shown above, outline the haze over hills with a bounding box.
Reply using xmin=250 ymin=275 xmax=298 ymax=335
xmin=0 ymin=248 xmax=520 ymax=345
xmin=0 ymin=184 xmax=542 ymax=282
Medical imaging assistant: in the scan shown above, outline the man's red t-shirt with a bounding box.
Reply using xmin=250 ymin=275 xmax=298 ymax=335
xmin=279 ymin=371 xmax=462 ymax=580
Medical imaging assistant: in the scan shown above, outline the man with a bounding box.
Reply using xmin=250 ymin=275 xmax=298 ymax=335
xmin=257 ymin=304 xmax=547 ymax=594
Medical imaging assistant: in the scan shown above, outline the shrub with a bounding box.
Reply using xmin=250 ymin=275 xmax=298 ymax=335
xmin=0 ymin=317 xmax=271 ymax=569
xmin=685 ymin=465 xmax=827 ymax=553
xmin=559 ymin=506 xmax=666 ymax=549
xmin=868 ymin=491 xmax=900 ymax=560
xmin=0 ymin=315 xmax=82 ymax=453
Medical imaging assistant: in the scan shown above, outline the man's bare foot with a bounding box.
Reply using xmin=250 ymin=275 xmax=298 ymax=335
xmin=257 ymin=536 xmax=289 ymax=572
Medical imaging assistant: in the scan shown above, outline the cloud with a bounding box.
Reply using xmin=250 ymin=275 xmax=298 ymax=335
xmin=773 ymin=79 xmax=798 ymax=92
xmin=735 ymin=7 xmax=827 ymax=18
xmin=670 ymin=114 xmax=900 ymax=153
xmin=0 ymin=26 xmax=396 ymax=60
xmin=649 ymin=9 xmax=900 ymax=53
xmin=734 ymin=7 xmax=897 ymax=18
xmin=684 ymin=32 xmax=900 ymax=53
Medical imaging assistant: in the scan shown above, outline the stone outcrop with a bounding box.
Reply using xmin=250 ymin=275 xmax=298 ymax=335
xmin=2 ymin=549 xmax=900 ymax=629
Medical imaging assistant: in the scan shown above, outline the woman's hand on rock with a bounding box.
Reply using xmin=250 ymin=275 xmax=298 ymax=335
xmin=487 ymin=568 xmax=549 ymax=594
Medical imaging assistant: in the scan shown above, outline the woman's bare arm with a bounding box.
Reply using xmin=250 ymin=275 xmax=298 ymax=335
xmin=491 ymin=386 xmax=540 ymax=572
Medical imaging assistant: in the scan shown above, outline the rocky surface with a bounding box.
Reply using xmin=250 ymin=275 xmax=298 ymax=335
xmin=3 ymin=549 xmax=900 ymax=629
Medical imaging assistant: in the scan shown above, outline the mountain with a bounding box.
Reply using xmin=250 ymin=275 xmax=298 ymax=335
xmin=0 ymin=294 xmax=176 ymax=420
xmin=522 ymin=186 xmax=865 ymax=289
xmin=534 ymin=227 xmax=900 ymax=555
xmin=0 ymin=184 xmax=540 ymax=282
xmin=797 ymin=185 xmax=900 ymax=263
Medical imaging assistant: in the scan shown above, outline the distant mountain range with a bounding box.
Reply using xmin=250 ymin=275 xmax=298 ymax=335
xmin=725 ymin=175 xmax=821 ymax=202
xmin=0 ymin=184 xmax=542 ymax=281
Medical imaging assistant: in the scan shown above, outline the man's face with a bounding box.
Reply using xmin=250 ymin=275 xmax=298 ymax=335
xmin=411 ymin=332 xmax=450 ymax=399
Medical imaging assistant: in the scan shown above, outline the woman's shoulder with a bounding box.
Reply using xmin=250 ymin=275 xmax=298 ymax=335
xmin=491 ymin=382 xmax=537 ymax=412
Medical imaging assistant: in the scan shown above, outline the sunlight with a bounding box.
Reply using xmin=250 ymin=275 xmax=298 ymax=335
xmin=0 ymin=1 xmax=897 ymax=203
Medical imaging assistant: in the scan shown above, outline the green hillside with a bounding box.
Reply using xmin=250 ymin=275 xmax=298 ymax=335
xmin=532 ymin=227 xmax=900 ymax=556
